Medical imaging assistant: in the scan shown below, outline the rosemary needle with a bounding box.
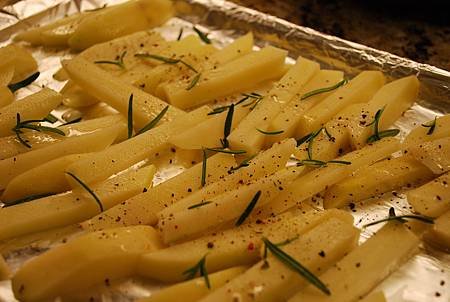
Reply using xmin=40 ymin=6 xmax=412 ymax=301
xmin=235 ymin=190 xmax=261 ymax=226
xmin=135 ymin=105 xmax=169 ymax=136
xmin=187 ymin=201 xmax=212 ymax=210
xmin=201 ymin=148 xmax=207 ymax=187
xmin=66 ymin=172 xmax=104 ymax=212
xmin=8 ymin=72 xmax=40 ymax=92
xmin=256 ymin=128 xmax=284 ymax=135
xmin=186 ymin=73 xmax=201 ymax=90
xmin=94 ymin=51 xmax=127 ymax=69
xmin=3 ymin=192 xmax=55 ymax=207
xmin=421 ymin=116 xmax=437 ymax=135
xmin=221 ymin=104 xmax=234 ymax=148
xmin=363 ymin=207 xmax=434 ymax=228
xmin=182 ymin=255 xmax=211 ymax=289
xmin=193 ymin=26 xmax=211 ymax=44
xmin=300 ymin=78 xmax=348 ymax=100
xmin=127 ymin=94 xmax=134 ymax=139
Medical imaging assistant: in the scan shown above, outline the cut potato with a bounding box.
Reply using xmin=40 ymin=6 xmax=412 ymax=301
xmin=267 ymin=70 xmax=344 ymax=143
xmin=81 ymin=152 xmax=236 ymax=231
xmin=65 ymin=106 xmax=209 ymax=186
xmin=138 ymin=210 xmax=350 ymax=282
xmin=0 ymin=125 xmax=119 ymax=190
xmin=227 ymin=56 xmax=320 ymax=154
xmin=1 ymin=153 xmax=91 ymax=203
xmin=424 ymin=210 xmax=450 ymax=252
xmin=163 ymin=46 xmax=288 ymax=109
xmin=62 ymin=57 xmax=184 ymax=129
xmin=408 ymin=136 xmax=450 ymax=174
xmin=403 ymin=114 xmax=450 ymax=147
xmin=199 ymin=216 xmax=359 ymax=302
xmin=406 ymin=172 xmax=450 ymax=217
xmin=169 ymin=104 xmax=250 ymax=149
xmin=0 ymin=86 xmax=14 ymax=108
xmin=323 ymin=155 xmax=434 ymax=209
xmin=12 ymin=226 xmax=163 ymax=302
xmin=0 ymin=44 xmax=38 ymax=83
xmin=159 ymin=139 xmax=296 ymax=220
xmin=297 ymin=71 xmax=385 ymax=137
xmin=0 ymin=165 xmax=155 ymax=241
xmin=61 ymin=81 xmax=100 ymax=108
xmin=259 ymin=137 xmax=400 ymax=216
xmin=0 ymin=88 xmax=62 ymax=137
xmin=0 ymin=254 xmax=10 ymax=281
xmin=138 ymin=266 xmax=248 ymax=302
xmin=159 ymin=165 xmax=305 ymax=244
xmin=68 ymin=0 xmax=174 ymax=50
xmin=360 ymin=292 xmax=387 ymax=302
xmin=289 ymin=223 xmax=419 ymax=302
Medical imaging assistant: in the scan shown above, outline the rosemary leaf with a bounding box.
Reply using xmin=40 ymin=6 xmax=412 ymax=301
xmin=186 ymin=73 xmax=201 ymax=90
xmin=364 ymin=207 xmax=434 ymax=228
xmin=296 ymin=159 xmax=327 ymax=167
xmin=66 ymin=172 xmax=104 ymax=212
xmin=188 ymin=201 xmax=212 ymax=210
xmin=205 ymin=147 xmax=246 ymax=155
xmin=3 ymin=192 xmax=55 ymax=207
xmin=257 ymin=128 xmax=284 ymax=135
xmin=8 ymin=72 xmax=40 ymax=92
xmin=323 ymin=127 xmax=335 ymax=142
xmin=235 ymin=190 xmax=261 ymax=226
xmin=127 ymin=94 xmax=134 ymax=139
xmin=201 ymin=148 xmax=207 ymax=187
xmin=262 ymin=237 xmax=331 ymax=295
xmin=136 ymin=105 xmax=169 ymax=136
xmin=94 ymin=51 xmax=127 ymax=69
xmin=421 ymin=116 xmax=437 ymax=135
xmin=327 ymin=160 xmax=351 ymax=165
xmin=177 ymin=28 xmax=184 ymax=41
xmin=135 ymin=53 xmax=198 ymax=73
xmin=182 ymin=255 xmax=211 ymax=289
xmin=61 ymin=117 xmax=82 ymax=125
xmin=229 ymin=155 xmax=256 ymax=172
xmin=221 ymin=104 xmax=234 ymax=148
xmin=307 ymin=127 xmax=323 ymax=160
xmin=367 ymin=129 xmax=400 ymax=143
xmin=44 ymin=114 xmax=58 ymax=123
xmin=193 ymin=26 xmax=211 ymax=44
xmin=301 ymin=78 xmax=348 ymax=100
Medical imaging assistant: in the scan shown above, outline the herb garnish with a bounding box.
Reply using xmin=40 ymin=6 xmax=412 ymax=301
xmin=293 ymin=158 xmax=351 ymax=167
xmin=134 ymin=53 xmax=198 ymax=73
xmin=235 ymin=190 xmax=261 ymax=226
xmin=127 ymin=94 xmax=134 ymax=139
xmin=3 ymin=192 xmax=55 ymax=207
xmin=207 ymin=92 xmax=263 ymax=115
xmin=307 ymin=128 xmax=324 ymax=160
xmin=66 ymin=172 xmax=104 ymax=212
xmin=229 ymin=155 xmax=256 ymax=172
xmin=421 ymin=116 xmax=437 ymax=135
xmin=94 ymin=51 xmax=126 ymax=69
xmin=366 ymin=106 xmax=400 ymax=143
xmin=12 ymin=113 xmax=65 ymax=148
xmin=193 ymin=26 xmax=211 ymax=44
xmin=44 ymin=114 xmax=58 ymax=123
xmin=256 ymin=128 xmax=284 ymax=135
xmin=177 ymin=28 xmax=184 ymax=41
xmin=187 ymin=201 xmax=212 ymax=210
xmin=363 ymin=207 xmax=434 ymax=228
xmin=186 ymin=73 xmax=201 ymax=90
xmin=241 ymin=92 xmax=264 ymax=110
xmin=183 ymin=255 xmax=211 ymax=289
xmin=201 ymin=148 xmax=207 ymax=187
xmin=323 ymin=127 xmax=335 ymax=141
xmin=205 ymin=147 xmax=246 ymax=154
xmin=221 ymin=104 xmax=234 ymax=148
xmin=8 ymin=72 xmax=40 ymax=92
xmin=262 ymin=237 xmax=331 ymax=295
xmin=301 ymin=79 xmax=348 ymax=100
xmin=135 ymin=105 xmax=169 ymax=136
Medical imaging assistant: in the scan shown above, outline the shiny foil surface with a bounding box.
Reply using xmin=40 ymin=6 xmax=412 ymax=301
xmin=0 ymin=0 xmax=449 ymax=301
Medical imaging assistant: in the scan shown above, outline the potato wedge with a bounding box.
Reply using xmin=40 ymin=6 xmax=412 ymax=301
xmin=68 ymin=0 xmax=173 ymax=50
xmin=406 ymin=172 xmax=450 ymax=217
xmin=424 ymin=210 xmax=450 ymax=252
xmin=289 ymin=223 xmax=419 ymax=302
xmin=138 ymin=266 xmax=248 ymax=302
xmin=163 ymin=46 xmax=288 ymax=109
xmin=1 ymin=153 xmax=91 ymax=203
xmin=200 ymin=216 xmax=359 ymax=302
xmin=0 ymin=165 xmax=155 ymax=241
xmin=138 ymin=209 xmax=350 ymax=282
xmin=0 ymin=44 xmax=38 ymax=83
xmin=0 ymin=254 xmax=10 ymax=281
xmin=403 ymin=114 xmax=450 ymax=147
xmin=62 ymin=57 xmax=184 ymax=129
xmin=360 ymin=292 xmax=387 ymax=302
xmin=81 ymin=152 xmax=236 ymax=231
xmin=0 ymin=125 xmax=119 ymax=190
xmin=66 ymin=106 xmax=209 ymax=186
xmin=297 ymin=71 xmax=385 ymax=137
xmin=323 ymin=155 xmax=434 ymax=209
xmin=12 ymin=226 xmax=163 ymax=302
xmin=227 ymin=56 xmax=320 ymax=154
xmin=0 ymin=86 xmax=14 ymax=108
xmin=408 ymin=136 xmax=450 ymax=174
xmin=0 ymin=88 xmax=62 ymax=137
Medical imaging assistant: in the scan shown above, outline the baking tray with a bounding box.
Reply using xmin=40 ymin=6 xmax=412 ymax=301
xmin=0 ymin=0 xmax=449 ymax=301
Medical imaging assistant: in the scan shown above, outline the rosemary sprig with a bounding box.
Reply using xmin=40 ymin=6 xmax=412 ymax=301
xmin=241 ymin=92 xmax=263 ymax=110
xmin=135 ymin=105 xmax=169 ymax=136
xmin=8 ymin=72 xmax=40 ymax=92
xmin=94 ymin=51 xmax=127 ymax=69
xmin=256 ymin=128 xmax=284 ymax=135
xmin=229 ymin=155 xmax=256 ymax=172
xmin=134 ymin=53 xmax=198 ymax=73
xmin=3 ymin=192 xmax=55 ymax=207
xmin=177 ymin=28 xmax=184 ymax=41
xmin=421 ymin=116 xmax=437 ymax=135
xmin=127 ymin=94 xmax=134 ymax=139
xmin=201 ymin=148 xmax=207 ymax=187
xmin=66 ymin=172 xmax=104 ymax=212
xmin=182 ymin=255 xmax=211 ymax=289
xmin=187 ymin=201 xmax=212 ymax=210
xmin=363 ymin=207 xmax=434 ymax=228
xmin=262 ymin=237 xmax=331 ymax=295
xmin=293 ymin=158 xmax=351 ymax=167
xmin=12 ymin=113 xmax=65 ymax=148
xmin=186 ymin=73 xmax=201 ymax=90
xmin=205 ymin=147 xmax=246 ymax=155
xmin=301 ymin=78 xmax=348 ymax=100
xmin=221 ymin=104 xmax=234 ymax=148
xmin=44 ymin=113 xmax=58 ymax=123
xmin=366 ymin=106 xmax=400 ymax=143
xmin=193 ymin=26 xmax=211 ymax=44
xmin=235 ymin=190 xmax=261 ymax=226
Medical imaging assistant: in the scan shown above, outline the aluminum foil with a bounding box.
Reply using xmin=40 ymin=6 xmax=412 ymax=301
xmin=0 ymin=0 xmax=449 ymax=301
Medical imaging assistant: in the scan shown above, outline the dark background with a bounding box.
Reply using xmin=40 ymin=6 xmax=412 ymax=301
xmin=230 ymin=0 xmax=449 ymax=70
